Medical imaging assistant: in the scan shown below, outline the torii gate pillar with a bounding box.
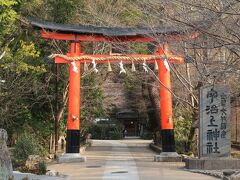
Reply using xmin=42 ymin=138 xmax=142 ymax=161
xmin=58 ymin=42 xmax=86 ymax=162
xmin=66 ymin=42 xmax=81 ymax=153
xmin=155 ymin=45 xmax=181 ymax=162
xmin=158 ymin=45 xmax=175 ymax=152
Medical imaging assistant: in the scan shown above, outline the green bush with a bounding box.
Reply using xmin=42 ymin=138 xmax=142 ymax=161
xmin=174 ymin=109 xmax=192 ymax=154
xmin=88 ymin=124 xmax=104 ymax=139
xmin=38 ymin=161 xmax=47 ymax=175
xmin=13 ymin=133 xmax=46 ymax=166
xmin=141 ymin=131 xmax=153 ymax=140
xmin=109 ymin=131 xmax=122 ymax=140
xmin=175 ymin=139 xmax=187 ymax=154
xmin=88 ymin=124 xmax=123 ymax=140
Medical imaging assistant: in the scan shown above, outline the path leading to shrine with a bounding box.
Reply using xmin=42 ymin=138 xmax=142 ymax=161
xmin=48 ymin=138 xmax=217 ymax=180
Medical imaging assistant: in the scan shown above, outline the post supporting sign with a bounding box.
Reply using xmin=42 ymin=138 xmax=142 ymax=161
xmin=199 ymin=85 xmax=231 ymax=158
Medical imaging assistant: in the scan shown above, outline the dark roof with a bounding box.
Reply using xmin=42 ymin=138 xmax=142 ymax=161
xmin=116 ymin=111 xmax=139 ymax=119
xmin=28 ymin=17 xmax=201 ymax=37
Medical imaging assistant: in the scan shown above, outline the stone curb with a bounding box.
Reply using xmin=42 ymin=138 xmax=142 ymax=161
xmin=185 ymin=158 xmax=240 ymax=170
xmin=149 ymin=143 xmax=162 ymax=153
xmin=186 ymin=169 xmax=224 ymax=179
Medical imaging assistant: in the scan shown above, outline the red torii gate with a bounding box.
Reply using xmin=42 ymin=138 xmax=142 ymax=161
xmin=30 ymin=19 xmax=198 ymax=160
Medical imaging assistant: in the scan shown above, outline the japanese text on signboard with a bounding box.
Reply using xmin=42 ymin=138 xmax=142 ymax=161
xmin=199 ymin=86 xmax=230 ymax=158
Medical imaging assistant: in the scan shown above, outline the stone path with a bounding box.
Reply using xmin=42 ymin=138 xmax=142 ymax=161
xmin=48 ymin=139 xmax=218 ymax=180
xmin=102 ymin=141 xmax=139 ymax=180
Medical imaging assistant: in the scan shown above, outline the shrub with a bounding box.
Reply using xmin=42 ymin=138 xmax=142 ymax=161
xmin=141 ymin=131 xmax=153 ymax=140
xmin=13 ymin=133 xmax=46 ymax=167
xmin=174 ymin=109 xmax=192 ymax=154
xmin=88 ymin=124 xmax=123 ymax=140
xmin=109 ymin=131 xmax=122 ymax=140
xmin=88 ymin=125 xmax=103 ymax=139
xmin=38 ymin=161 xmax=47 ymax=175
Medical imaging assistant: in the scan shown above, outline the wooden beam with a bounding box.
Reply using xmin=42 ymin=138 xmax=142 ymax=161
xmin=41 ymin=31 xmax=199 ymax=42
